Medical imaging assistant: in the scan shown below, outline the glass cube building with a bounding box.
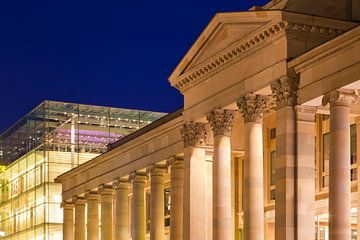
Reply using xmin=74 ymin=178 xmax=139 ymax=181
xmin=0 ymin=100 xmax=166 ymax=240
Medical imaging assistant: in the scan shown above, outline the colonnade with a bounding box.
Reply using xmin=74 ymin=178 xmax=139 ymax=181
xmin=62 ymin=158 xmax=184 ymax=240
xmin=62 ymin=85 xmax=358 ymax=240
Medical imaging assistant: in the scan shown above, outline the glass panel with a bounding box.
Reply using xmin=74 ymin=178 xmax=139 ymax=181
xmin=0 ymin=100 xmax=166 ymax=239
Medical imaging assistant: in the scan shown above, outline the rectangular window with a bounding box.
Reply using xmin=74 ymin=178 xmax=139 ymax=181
xmin=164 ymin=188 xmax=171 ymax=227
xmin=146 ymin=192 xmax=150 ymax=232
xmin=269 ymin=128 xmax=276 ymax=140
xmin=322 ymin=133 xmax=330 ymax=188
xmin=350 ymin=124 xmax=357 ymax=181
xmin=269 ymin=150 xmax=276 ymax=201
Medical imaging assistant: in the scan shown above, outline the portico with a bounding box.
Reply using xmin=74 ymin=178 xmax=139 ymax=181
xmin=55 ymin=3 xmax=360 ymax=240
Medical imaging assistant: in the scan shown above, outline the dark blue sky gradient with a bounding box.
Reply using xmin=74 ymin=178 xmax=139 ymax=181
xmin=0 ymin=0 xmax=268 ymax=132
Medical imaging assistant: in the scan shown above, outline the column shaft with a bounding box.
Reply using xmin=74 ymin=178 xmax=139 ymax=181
xmin=183 ymin=146 xmax=207 ymax=240
xmin=243 ymin=121 xmax=264 ymax=240
xmin=329 ymin=105 xmax=351 ymax=239
xmin=62 ymin=202 xmax=74 ymax=240
xmin=114 ymin=179 xmax=129 ymax=240
xmin=295 ymin=106 xmax=316 ymax=240
xmin=86 ymin=191 xmax=100 ymax=240
xmin=169 ymin=159 xmax=184 ymax=240
xmin=275 ymin=105 xmax=296 ymax=240
xmin=131 ymin=173 xmax=147 ymax=240
xmin=213 ymin=134 xmax=232 ymax=239
xmin=100 ymin=185 xmax=114 ymax=240
xmin=74 ymin=197 xmax=86 ymax=240
xmin=149 ymin=165 xmax=167 ymax=240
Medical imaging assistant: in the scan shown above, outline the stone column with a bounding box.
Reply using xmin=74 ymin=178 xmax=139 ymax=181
xmin=85 ymin=190 xmax=100 ymax=240
xmin=99 ymin=184 xmax=114 ymax=240
xmin=206 ymin=109 xmax=237 ymax=240
xmin=113 ymin=178 xmax=130 ymax=240
xmin=295 ymin=105 xmax=317 ymax=240
xmin=322 ymin=89 xmax=358 ymax=240
xmin=238 ymin=94 xmax=269 ymax=240
xmin=148 ymin=164 xmax=167 ymax=240
xmin=180 ymin=122 xmax=207 ymax=240
xmin=167 ymin=157 xmax=184 ymax=240
xmin=62 ymin=201 xmax=74 ymax=240
xmin=271 ymin=77 xmax=298 ymax=240
xmin=73 ymin=196 xmax=86 ymax=240
xmin=356 ymin=117 xmax=360 ymax=240
xmin=130 ymin=172 xmax=148 ymax=240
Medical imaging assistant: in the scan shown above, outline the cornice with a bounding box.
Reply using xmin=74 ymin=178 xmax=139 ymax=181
xmin=294 ymin=36 xmax=360 ymax=73
xmin=172 ymin=20 xmax=346 ymax=92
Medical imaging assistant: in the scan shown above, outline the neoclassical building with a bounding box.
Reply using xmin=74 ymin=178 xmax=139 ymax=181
xmin=55 ymin=0 xmax=360 ymax=239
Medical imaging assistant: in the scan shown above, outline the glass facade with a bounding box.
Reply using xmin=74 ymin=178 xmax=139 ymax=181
xmin=0 ymin=101 xmax=166 ymax=240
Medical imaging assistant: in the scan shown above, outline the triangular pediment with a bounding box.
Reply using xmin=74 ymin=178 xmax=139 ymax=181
xmin=183 ymin=22 xmax=265 ymax=73
xmin=169 ymin=11 xmax=282 ymax=85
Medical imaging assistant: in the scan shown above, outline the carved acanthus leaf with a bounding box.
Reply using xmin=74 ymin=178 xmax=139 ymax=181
xmin=322 ymin=89 xmax=359 ymax=107
xmin=271 ymin=76 xmax=299 ymax=107
xmin=237 ymin=94 xmax=270 ymax=123
xmin=180 ymin=122 xmax=207 ymax=147
xmin=206 ymin=109 xmax=238 ymax=136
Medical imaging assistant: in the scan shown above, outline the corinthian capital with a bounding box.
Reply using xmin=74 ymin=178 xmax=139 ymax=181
xmin=180 ymin=122 xmax=207 ymax=147
xmin=322 ymin=89 xmax=359 ymax=107
xmin=206 ymin=109 xmax=238 ymax=136
xmin=271 ymin=76 xmax=299 ymax=107
xmin=237 ymin=94 xmax=270 ymax=123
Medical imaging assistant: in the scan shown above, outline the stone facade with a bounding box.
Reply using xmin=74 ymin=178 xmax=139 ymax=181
xmin=55 ymin=0 xmax=360 ymax=239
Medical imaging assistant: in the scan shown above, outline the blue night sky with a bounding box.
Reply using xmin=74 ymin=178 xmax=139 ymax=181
xmin=0 ymin=0 xmax=268 ymax=132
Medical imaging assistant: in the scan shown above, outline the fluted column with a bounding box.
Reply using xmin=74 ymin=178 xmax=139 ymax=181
xmin=130 ymin=172 xmax=148 ymax=240
xmin=148 ymin=164 xmax=167 ymax=240
xmin=99 ymin=184 xmax=114 ymax=240
xmin=85 ymin=190 xmax=100 ymax=240
xmin=271 ymin=77 xmax=298 ymax=240
xmin=206 ymin=109 xmax=237 ymax=240
xmin=62 ymin=201 xmax=74 ymax=240
xmin=113 ymin=178 xmax=130 ymax=240
xmin=73 ymin=196 xmax=86 ymax=240
xmin=322 ymin=89 xmax=358 ymax=240
xmin=180 ymin=122 xmax=207 ymax=240
xmin=238 ymin=94 xmax=269 ymax=240
xmin=167 ymin=157 xmax=184 ymax=240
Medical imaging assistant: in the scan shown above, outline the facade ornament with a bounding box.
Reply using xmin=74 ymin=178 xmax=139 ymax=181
xmin=84 ymin=190 xmax=100 ymax=201
xmin=166 ymin=156 xmax=184 ymax=169
xmin=206 ymin=109 xmax=238 ymax=136
xmin=237 ymin=94 xmax=270 ymax=123
xmin=98 ymin=184 xmax=114 ymax=196
xmin=271 ymin=76 xmax=299 ymax=107
xmin=180 ymin=122 xmax=207 ymax=147
xmin=129 ymin=171 xmax=148 ymax=183
xmin=146 ymin=164 xmax=168 ymax=177
xmin=72 ymin=196 xmax=86 ymax=205
xmin=113 ymin=178 xmax=129 ymax=190
xmin=61 ymin=200 xmax=74 ymax=209
xmin=322 ymin=89 xmax=359 ymax=107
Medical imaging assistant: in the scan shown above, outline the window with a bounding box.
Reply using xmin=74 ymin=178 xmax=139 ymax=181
xmin=146 ymin=192 xmax=150 ymax=232
xmin=269 ymin=151 xmax=276 ymax=201
xmin=164 ymin=188 xmax=171 ymax=227
xmin=350 ymin=124 xmax=357 ymax=181
xmin=268 ymin=128 xmax=276 ymax=202
xmin=322 ymin=133 xmax=330 ymax=188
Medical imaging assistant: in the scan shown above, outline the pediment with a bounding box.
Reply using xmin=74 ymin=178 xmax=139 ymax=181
xmin=183 ymin=22 xmax=265 ymax=73
xmin=168 ymin=11 xmax=282 ymax=87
